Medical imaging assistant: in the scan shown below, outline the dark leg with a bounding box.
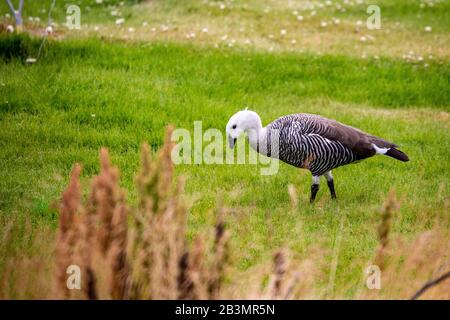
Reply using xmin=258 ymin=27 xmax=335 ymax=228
xmin=310 ymin=176 xmax=320 ymax=203
xmin=325 ymin=171 xmax=337 ymax=200
xmin=327 ymin=180 xmax=336 ymax=199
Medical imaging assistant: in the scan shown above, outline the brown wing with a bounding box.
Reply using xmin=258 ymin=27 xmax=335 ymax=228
xmin=310 ymin=115 xmax=396 ymax=160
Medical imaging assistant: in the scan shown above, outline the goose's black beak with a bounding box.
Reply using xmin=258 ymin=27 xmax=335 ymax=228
xmin=228 ymin=136 xmax=237 ymax=149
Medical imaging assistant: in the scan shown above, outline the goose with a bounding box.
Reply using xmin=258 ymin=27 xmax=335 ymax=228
xmin=226 ymin=110 xmax=409 ymax=202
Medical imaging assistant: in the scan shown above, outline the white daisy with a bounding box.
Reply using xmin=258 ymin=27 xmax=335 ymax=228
xmin=45 ymin=26 xmax=53 ymax=35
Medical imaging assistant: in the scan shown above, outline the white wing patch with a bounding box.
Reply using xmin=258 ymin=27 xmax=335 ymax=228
xmin=372 ymin=143 xmax=390 ymax=154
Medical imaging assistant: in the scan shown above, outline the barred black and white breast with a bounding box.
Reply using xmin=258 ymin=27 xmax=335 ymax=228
xmin=265 ymin=114 xmax=407 ymax=176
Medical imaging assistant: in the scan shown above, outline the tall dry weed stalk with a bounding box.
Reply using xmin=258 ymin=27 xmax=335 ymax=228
xmin=53 ymin=126 xmax=231 ymax=299
xmin=361 ymin=190 xmax=449 ymax=299
xmin=373 ymin=188 xmax=398 ymax=270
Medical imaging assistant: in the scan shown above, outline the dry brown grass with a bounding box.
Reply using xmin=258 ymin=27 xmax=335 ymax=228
xmin=58 ymin=0 xmax=450 ymax=60
xmin=50 ymin=126 xmax=235 ymax=299
xmin=359 ymin=191 xmax=449 ymax=299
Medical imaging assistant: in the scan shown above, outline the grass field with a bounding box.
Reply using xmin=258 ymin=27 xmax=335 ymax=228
xmin=0 ymin=0 xmax=449 ymax=299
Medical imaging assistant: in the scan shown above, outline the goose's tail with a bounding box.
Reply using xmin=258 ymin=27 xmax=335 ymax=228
xmin=385 ymin=147 xmax=409 ymax=162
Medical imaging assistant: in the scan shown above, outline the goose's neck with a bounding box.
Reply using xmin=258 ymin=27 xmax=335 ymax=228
xmin=247 ymin=125 xmax=267 ymax=152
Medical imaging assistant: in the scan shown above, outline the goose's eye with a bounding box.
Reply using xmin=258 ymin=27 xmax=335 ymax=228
xmin=232 ymin=124 xmax=237 ymax=129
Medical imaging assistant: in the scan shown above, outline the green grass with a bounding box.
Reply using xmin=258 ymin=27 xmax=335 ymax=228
xmin=1 ymin=34 xmax=449 ymax=296
xmin=0 ymin=0 xmax=449 ymax=298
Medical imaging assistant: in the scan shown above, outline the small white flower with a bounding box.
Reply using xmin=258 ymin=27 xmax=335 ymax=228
xmin=186 ymin=32 xmax=196 ymax=39
xmin=280 ymin=29 xmax=287 ymax=36
xmin=34 ymin=17 xmax=41 ymax=23
xmin=320 ymin=21 xmax=327 ymax=27
xmin=202 ymin=27 xmax=209 ymax=33
xmin=220 ymin=34 xmax=228 ymax=41
xmin=417 ymin=56 xmax=423 ymax=61
xmin=268 ymin=34 xmax=274 ymax=39
xmin=26 ymin=57 xmax=37 ymax=64
xmin=424 ymin=26 xmax=432 ymax=32
xmin=360 ymin=36 xmax=367 ymax=42
xmin=161 ymin=25 xmax=169 ymax=32
xmin=151 ymin=27 xmax=156 ymax=32
xmin=115 ymin=18 xmax=125 ymax=26
xmin=292 ymin=10 xmax=298 ymax=15
xmin=356 ymin=20 xmax=363 ymax=26
xmin=28 ymin=17 xmax=34 ymax=22
xmin=128 ymin=27 xmax=135 ymax=33
xmin=291 ymin=39 xmax=297 ymax=45
xmin=94 ymin=26 xmax=100 ymax=31
xmin=45 ymin=26 xmax=53 ymax=35
xmin=91 ymin=114 xmax=96 ymax=118
xmin=297 ymin=15 xmax=304 ymax=21
xmin=219 ymin=4 xmax=226 ymax=10
xmin=6 ymin=25 xmax=14 ymax=33
xmin=244 ymin=39 xmax=251 ymax=45
xmin=95 ymin=0 xmax=103 ymax=4
xmin=5 ymin=13 xmax=11 ymax=19
xmin=310 ymin=10 xmax=316 ymax=16
xmin=142 ymin=21 xmax=148 ymax=27
xmin=111 ymin=10 xmax=119 ymax=16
